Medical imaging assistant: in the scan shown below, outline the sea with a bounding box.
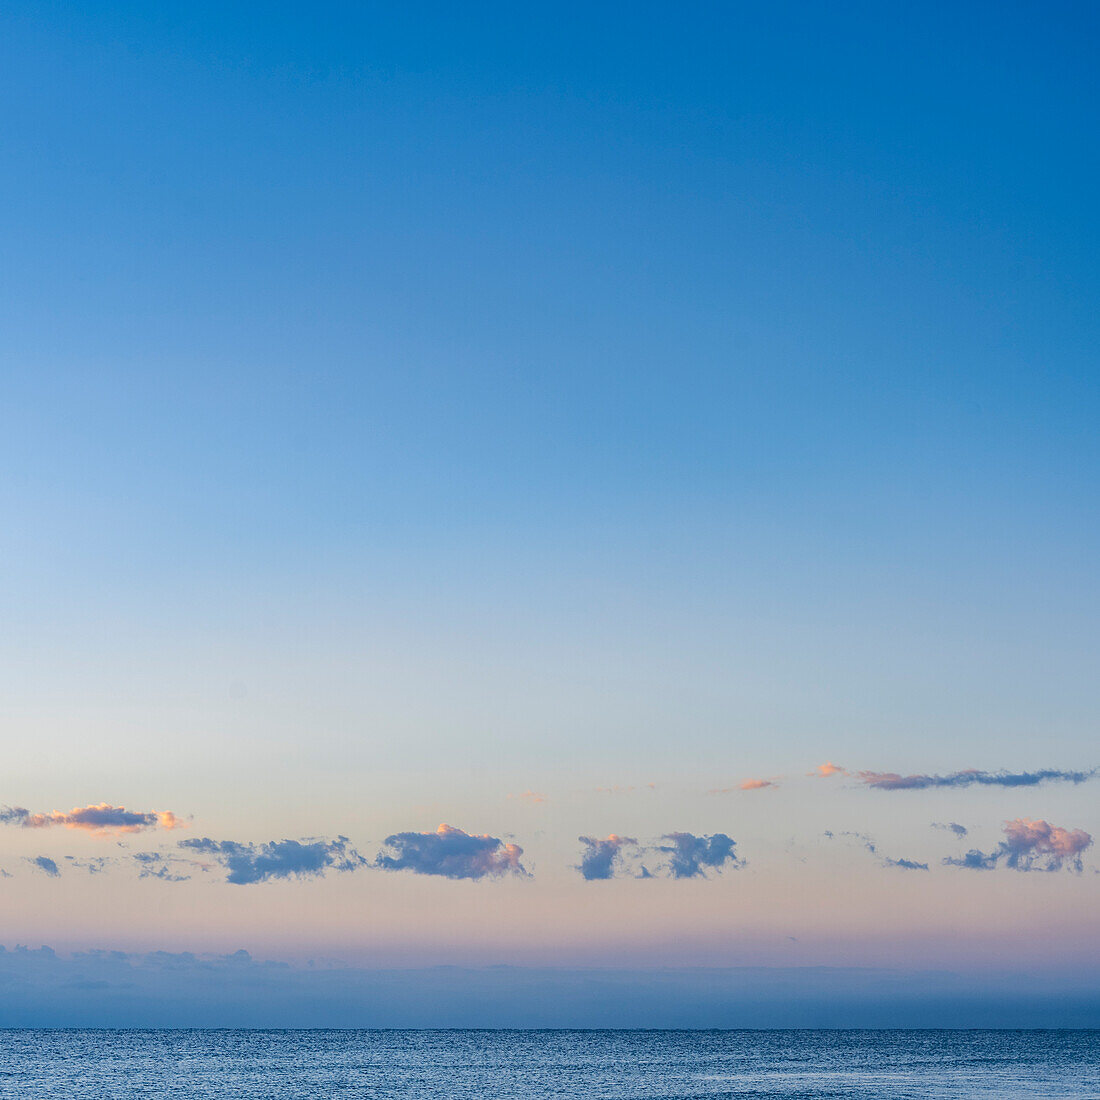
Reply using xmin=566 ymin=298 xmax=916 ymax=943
xmin=0 ymin=1029 xmax=1097 ymax=1098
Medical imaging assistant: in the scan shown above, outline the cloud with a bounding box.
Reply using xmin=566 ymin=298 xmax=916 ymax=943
xmin=374 ymin=824 xmax=527 ymax=880
xmin=656 ymin=833 xmax=741 ymax=879
xmin=944 ymin=818 xmax=1093 ymax=873
xmin=809 ymin=762 xmax=847 ymax=778
xmin=132 ymin=852 xmax=193 ymax=882
xmin=8 ymin=850 xmax=200 ymax=883
xmin=1001 ymin=819 xmax=1091 ymax=869
xmin=1 ymin=803 xmax=186 ymax=835
xmin=179 ymin=837 xmax=366 ymax=885
xmin=825 ymin=830 xmax=877 ymax=855
xmin=825 ymin=831 xmax=927 ymax=872
xmin=944 ymin=849 xmax=998 ymax=871
xmin=884 ymin=857 xmax=929 ymax=871
xmin=577 ymin=835 xmax=638 ymax=880
xmin=27 ymin=857 xmax=59 ymax=878
xmin=858 ymin=768 xmax=1094 ymax=791
xmin=507 ymin=790 xmax=547 ymax=805
xmin=708 ymin=778 xmax=778 ymax=794
xmin=578 ymin=833 xmax=743 ymax=880
xmin=932 ymin=822 xmax=969 ymax=837
xmin=64 ymin=856 xmax=113 ymax=875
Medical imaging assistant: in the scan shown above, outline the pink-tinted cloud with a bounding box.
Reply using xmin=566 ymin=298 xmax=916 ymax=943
xmin=508 ymin=790 xmax=547 ymax=805
xmin=1 ymin=804 xmax=187 ymax=835
xmin=1002 ymin=818 xmax=1092 ymax=869
xmin=809 ymin=762 xmax=847 ymax=778
xmin=944 ymin=817 xmax=1093 ymax=873
xmin=708 ymin=778 xmax=778 ymax=794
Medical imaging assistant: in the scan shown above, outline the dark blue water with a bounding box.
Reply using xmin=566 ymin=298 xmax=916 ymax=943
xmin=0 ymin=1029 xmax=1096 ymax=1098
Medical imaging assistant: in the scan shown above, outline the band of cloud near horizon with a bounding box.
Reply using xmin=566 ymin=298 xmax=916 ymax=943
xmin=9 ymin=815 xmax=1094 ymax=884
xmin=3 ymin=762 xmax=1095 ymax=888
xmin=2 ymin=946 xmax=1096 ymax=1029
xmin=5 ymin=762 xmax=1093 ymax=848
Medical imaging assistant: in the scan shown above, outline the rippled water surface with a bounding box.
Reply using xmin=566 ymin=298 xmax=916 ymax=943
xmin=0 ymin=1029 xmax=1097 ymax=1098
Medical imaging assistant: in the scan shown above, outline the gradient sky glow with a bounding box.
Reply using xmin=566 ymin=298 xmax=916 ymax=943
xmin=2 ymin=1 xmax=1099 ymax=1024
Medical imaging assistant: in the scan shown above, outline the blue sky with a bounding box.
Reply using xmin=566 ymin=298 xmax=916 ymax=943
xmin=1 ymin=1 xmax=1098 ymax=1023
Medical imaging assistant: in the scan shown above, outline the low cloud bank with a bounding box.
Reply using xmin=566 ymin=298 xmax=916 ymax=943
xmin=0 ymin=947 xmax=1096 ymax=1028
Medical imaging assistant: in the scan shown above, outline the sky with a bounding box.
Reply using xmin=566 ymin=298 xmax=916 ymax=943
xmin=1 ymin=1 xmax=1099 ymax=1025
